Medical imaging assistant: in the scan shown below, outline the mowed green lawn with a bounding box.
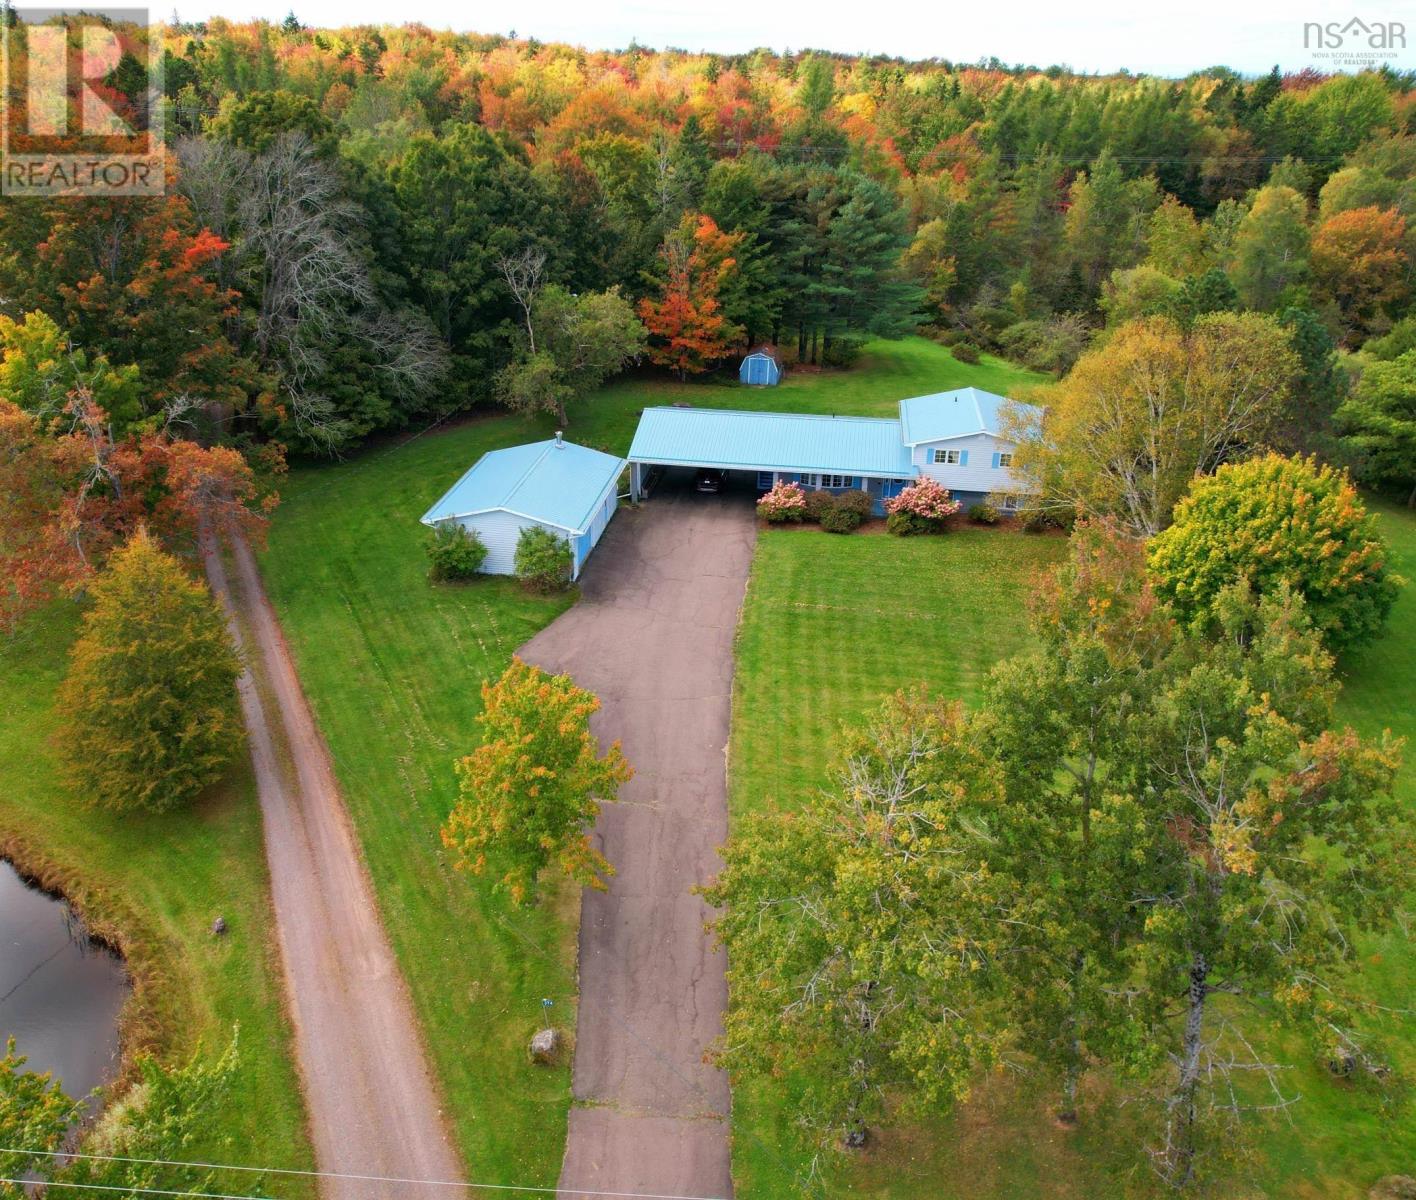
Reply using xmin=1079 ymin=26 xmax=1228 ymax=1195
xmin=726 ymin=505 xmax=1416 ymax=1199
xmin=730 ymin=526 xmax=1067 ymax=814
xmin=259 ymin=426 xmax=579 ymax=1186
xmin=255 ymin=336 xmax=1038 ymax=1185
xmin=567 ymin=336 xmax=1047 ymax=451
xmin=0 ymin=607 xmax=315 ymax=1196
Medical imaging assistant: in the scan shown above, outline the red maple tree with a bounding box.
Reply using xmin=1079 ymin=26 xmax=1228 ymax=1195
xmin=637 ymin=213 xmax=744 ymax=378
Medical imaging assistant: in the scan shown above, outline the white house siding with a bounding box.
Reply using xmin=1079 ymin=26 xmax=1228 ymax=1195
xmin=914 ymin=432 xmax=1029 ymax=497
xmin=455 ymin=510 xmax=570 ymax=576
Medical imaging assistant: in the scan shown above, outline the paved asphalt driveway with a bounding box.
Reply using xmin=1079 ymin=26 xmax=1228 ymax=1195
xmin=520 ymin=489 xmax=755 ymax=1200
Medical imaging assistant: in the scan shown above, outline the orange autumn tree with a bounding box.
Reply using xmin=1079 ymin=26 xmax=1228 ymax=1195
xmin=1310 ymin=205 xmax=1409 ymax=342
xmin=442 ymin=658 xmax=633 ymax=904
xmin=0 ymin=395 xmax=277 ymax=632
xmin=0 ymin=185 xmax=254 ymax=419
xmin=638 ymin=213 xmax=744 ymax=378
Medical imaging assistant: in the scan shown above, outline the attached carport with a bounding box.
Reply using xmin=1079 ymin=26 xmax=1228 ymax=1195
xmin=631 ymin=464 xmax=760 ymax=499
xmin=626 ymin=404 xmax=916 ymax=506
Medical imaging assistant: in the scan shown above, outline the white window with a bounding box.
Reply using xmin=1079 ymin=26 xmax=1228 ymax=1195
xmin=997 ymin=452 xmax=1013 ymax=468
xmin=932 ymin=448 xmax=961 ymax=465
xmin=820 ymin=474 xmax=854 ymax=488
xmin=1000 ymin=494 xmax=1019 ymax=512
xmin=798 ymin=472 xmax=819 ymax=486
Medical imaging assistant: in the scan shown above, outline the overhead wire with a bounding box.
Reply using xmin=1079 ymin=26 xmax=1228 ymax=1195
xmin=1 ymin=1148 xmax=730 ymax=1200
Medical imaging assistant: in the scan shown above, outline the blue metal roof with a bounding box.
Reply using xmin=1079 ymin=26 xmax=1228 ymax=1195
xmin=628 ymin=406 xmax=915 ymax=477
xmin=898 ymin=388 xmax=1039 ymax=445
xmin=420 ymin=438 xmax=625 ymax=533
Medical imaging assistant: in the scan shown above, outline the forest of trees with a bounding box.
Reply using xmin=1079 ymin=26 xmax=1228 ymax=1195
xmin=1 ymin=17 xmax=1413 ymax=458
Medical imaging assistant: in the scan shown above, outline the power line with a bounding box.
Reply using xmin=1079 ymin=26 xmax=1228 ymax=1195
xmin=0 ymin=1179 xmax=278 ymax=1200
xmin=0 ymin=1150 xmax=729 ymax=1200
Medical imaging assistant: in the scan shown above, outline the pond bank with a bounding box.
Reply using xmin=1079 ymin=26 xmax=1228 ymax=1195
xmin=0 ymin=854 xmax=130 ymax=1100
xmin=0 ymin=834 xmax=154 ymax=1095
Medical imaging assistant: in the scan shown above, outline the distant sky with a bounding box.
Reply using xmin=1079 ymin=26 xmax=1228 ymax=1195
xmin=167 ymin=0 xmax=1414 ymax=77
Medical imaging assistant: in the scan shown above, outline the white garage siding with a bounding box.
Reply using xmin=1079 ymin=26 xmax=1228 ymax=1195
xmin=455 ymin=489 xmax=619 ymax=581
xmin=454 ymin=511 xmax=569 ymax=577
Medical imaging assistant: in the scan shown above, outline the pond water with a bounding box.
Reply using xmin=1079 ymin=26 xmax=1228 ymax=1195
xmin=0 ymin=859 xmax=130 ymax=1100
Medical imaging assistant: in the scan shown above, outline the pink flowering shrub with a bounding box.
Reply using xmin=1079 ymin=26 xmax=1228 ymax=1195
xmin=756 ymin=480 xmax=807 ymax=523
xmin=886 ymin=477 xmax=962 ymax=521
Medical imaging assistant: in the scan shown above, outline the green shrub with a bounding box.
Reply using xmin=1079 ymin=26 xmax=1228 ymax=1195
xmin=967 ymin=501 xmax=999 ymax=525
xmin=834 ymin=489 xmax=874 ymax=520
xmin=819 ymin=503 xmax=864 ymax=533
xmin=886 ymin=510 xmax=933 ymax=537
xmin=821 ymin=336 xmax=865 ymax=367
xmin=514 ymin=526 xmax=573 ymax=593
xmin=997 ymin=313 xmax=1092 ymax=376
xmin=426 ymin=523 xmax=489 ymax=581
xmin=1020 ymin=508 xmax=1065 ymax=534
xmin=951 ymin=341 xmax=981 ymax=364
xmin=1148 ymin=453 xmax=1400 ymax=653
xmin=1364 ymin=314 xmax=1416 ymax=361
xmin=802 ymin=489 xmax=835 ymax=523
xmin=968 ymin=305 xmax=1015 ymax=336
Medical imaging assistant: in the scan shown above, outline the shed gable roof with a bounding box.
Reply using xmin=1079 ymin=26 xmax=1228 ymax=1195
xmin=628 ymin=406 xmax=914 ymax=477
xmin=420 ymin=439 xmax=625 ymax=533
xmin=898 ymin=388 xmax=1039 ymax=445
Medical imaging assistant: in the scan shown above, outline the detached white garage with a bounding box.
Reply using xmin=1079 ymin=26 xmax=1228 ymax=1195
xmin=420 ymin=434 xmax=625 ymax=580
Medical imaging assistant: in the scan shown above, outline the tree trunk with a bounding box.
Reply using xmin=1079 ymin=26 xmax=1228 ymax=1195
xmin=1058 ymin=1049 xmax=1081 ymax=1125
xmin=1057 ymin=959 xmax=1084 ymax=1124
xmin=1057 ymin=755 xmax=1095 ymax=1125
xmin=1164 ymin=954 xmax=1209 ymax=1188
xmin=797 ymin=324 xmax=807 ymax=363
xmin=1407 ymin=480 xmax=1415 ymax=509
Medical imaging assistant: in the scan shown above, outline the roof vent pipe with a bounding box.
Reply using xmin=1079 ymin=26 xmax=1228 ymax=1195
xmin=554 ymin=430 xmax=564 ymax=447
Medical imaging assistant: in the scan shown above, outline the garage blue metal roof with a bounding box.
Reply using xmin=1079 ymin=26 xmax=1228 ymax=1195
xmin=898 ymin=388 xmax=1038 ymax=445
xmin=420 ymin=437 xmax=625 ymax=533
xmin=628 ymin=406 xmax=915 ymax=477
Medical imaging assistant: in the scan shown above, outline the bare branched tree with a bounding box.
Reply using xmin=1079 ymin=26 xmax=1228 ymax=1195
xmin=236 ymin=133 xmax=373 ymax=379
xmin=177 ymin=132 xmax=448 ymax=452
xmin=497 ymin=246 xmax=546 ymax=353
xmin=366 ymin=306 xmax=450 ymax=404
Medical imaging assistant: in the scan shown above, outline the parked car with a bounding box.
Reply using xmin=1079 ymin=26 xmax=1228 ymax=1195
xmin=694 ymin=469 xmax=725 ymax=494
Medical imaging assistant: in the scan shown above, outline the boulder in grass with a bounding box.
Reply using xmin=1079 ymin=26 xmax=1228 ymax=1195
xmin=529 ymin=1027 xmax=561 ymax=1065
xmin=1370 ymin=1178 xmax=1416 ymax=1200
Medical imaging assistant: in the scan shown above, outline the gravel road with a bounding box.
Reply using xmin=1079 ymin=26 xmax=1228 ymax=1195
xmin=205 ymin=532 xmax=465 ymax=1200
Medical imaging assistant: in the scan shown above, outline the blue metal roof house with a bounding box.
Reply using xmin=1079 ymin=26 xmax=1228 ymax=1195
xmin=627 ymin=388 xmax=1040 ymax=514
xmin=420 ymin=434 xmax=625 ymax=580
xmin=739 ymin=348 xmax=782 ymax=387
